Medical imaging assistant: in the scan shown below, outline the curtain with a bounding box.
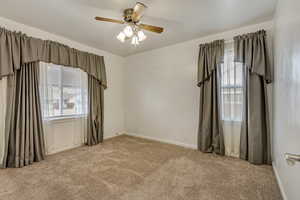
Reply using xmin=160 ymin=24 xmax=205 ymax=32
xmin=0 ymin=26 xmax=107 ymax=167
xmin=234 ymin=30 xmax=272 ymax=165
xmin=221 ymin=43 xmax=243 ymax=157
xmin=87 ymin=75 xmax=104 ymax=145
xmin=0 ymin=77 xmax=7 ymax=167
xmin=0 ymin=27 xmax=107 ymax=88
xmin=197 ymin=40 xmax=225 ymax=155
xmin=2 ymin=62 xmax=45 ymax=168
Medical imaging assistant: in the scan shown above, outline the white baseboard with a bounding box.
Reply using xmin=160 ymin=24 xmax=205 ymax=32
xmin=272 ymin=162 xmax=288 ymax=200
xmin=104 ymin=132 xmax=124 ymax=140
xmin=125 ymin=132 xmax=197 ymax=150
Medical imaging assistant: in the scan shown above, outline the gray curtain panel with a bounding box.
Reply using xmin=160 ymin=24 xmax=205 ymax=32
xmin=0 ymin=27 xmax=107 ymax=88
xmin=2 ymin=62 xmax=45 ymax=168
xmin=197 ymin=40 xmax=225 ymax=155
xmin=234 ymin=30 xmax=272 ymax=165
xmin=0 ymin=26 xmax=108 ymax=167
xmin=87 ymin=75 xmax=104 ymax=146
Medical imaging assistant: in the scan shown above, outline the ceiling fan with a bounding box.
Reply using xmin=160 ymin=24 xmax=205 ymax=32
xmin=95 ymin=2 xmax=164 ymax=46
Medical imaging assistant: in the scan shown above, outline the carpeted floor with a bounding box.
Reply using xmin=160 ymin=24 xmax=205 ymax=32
xmin=0 ymin=135 xmax=282 ymax=200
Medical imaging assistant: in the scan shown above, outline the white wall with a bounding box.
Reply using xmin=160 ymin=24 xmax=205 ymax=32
xmin=124 ymin=21 xmax=274 ymax=149
xmin=272 ymin=0 xmax=300 ymax=199
xmin=0 ymin=17 xmax=126 ymax=154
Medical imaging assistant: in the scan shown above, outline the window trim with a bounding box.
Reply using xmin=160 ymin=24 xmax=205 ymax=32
xmin=222 ymin=119 xmax=243 ymax=123
xmin=222 ymin=118 xmax=243 ymax=123
xmin=43 ymin=114 xmax=87 ymax=122
xmin=221 ymin=85 xmax=243 ymax=89
xmin=41 ymin=64 xmax=87 ymax=119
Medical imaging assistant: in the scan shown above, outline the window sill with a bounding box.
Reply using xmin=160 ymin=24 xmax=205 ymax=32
xmin=43 ymin=115 xmax=87 ymax=122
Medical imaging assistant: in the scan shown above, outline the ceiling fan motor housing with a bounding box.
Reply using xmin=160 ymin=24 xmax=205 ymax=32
xmin=95 ymin=2 xmax=163 ymax=34
xmin=123 ymin=8 xmax=135 ymax=23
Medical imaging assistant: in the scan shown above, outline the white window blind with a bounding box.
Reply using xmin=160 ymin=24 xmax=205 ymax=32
xmin=220 ymin=46 xmax=244 ymax=122
xmin=39 ymin=62 xmax=88 ymax=118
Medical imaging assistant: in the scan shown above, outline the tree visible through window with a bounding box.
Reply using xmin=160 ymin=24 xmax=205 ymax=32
xmin=220 ymin=48 xmax=244 ymax=121
xmin=39 ymin=63 xmax=88 ymax=118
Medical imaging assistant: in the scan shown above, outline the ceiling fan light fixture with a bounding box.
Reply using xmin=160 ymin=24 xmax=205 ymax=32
xmin=95 ymin=2 xmax=164 ymax=46
xmin=117 ymin=32 xmax=126 ymax=43
xmin=137 ymin=30 xmax=146 ymax=41
xmin=123 ymin=25 xmax=133 ymax=37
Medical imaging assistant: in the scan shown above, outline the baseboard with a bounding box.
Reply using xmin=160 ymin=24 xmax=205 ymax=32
xmin=125 ymin=132 xmax=197 ymax=150
xmin=104 ymin=132 xmax=125 ymax=140
xmin=272 ymin=162 xmax=288 ymax=200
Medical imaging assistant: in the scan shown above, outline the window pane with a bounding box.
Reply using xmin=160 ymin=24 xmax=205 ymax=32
xmin=61 ymin=66 xmax=87 ymax=116
xmin=47 ymin=65 xmax=61 ymax=86
xmin=63 ymin=87 xmax=76 ymax=115
xmin=40 ymin=62 xmax=88 ymax=118
xmin=235 ymin=63 xmax=243 ymax=86
xmin=62 ymin=67 xmax=82 ymax=87
xmin=221 ymin=49 xmax=244 ymax=121
xmin=47 ymin=85 xmax=61 ymax=116
xmin=62 ymin=87 xmax=84 ymax=115
xmin=45 ymin=65 xmax=62 ymax=117
xmin=234 ymin=89 xmax=243 ymax=121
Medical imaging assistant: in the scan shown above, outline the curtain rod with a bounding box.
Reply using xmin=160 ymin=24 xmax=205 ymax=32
xmin=198 ymin=38 xmax=233 ymax=46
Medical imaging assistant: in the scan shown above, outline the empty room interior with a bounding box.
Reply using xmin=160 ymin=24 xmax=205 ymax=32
xmin=0 ymin=0 xmax=299 ymax=199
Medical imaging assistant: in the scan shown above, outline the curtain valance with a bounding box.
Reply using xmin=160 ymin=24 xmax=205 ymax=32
xmin=197 ymin=40 xmax=224 ymax=86
xmin=0 ymin=27 xmax=107 ymax=88
xmin=234 ymin=30 xmax=272 ymax=83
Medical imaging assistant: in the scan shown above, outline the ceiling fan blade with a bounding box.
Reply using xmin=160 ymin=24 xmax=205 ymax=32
xmin=139 ymin=24 xmax=164 ymax=34
xmin=132 ymin=2 xmax=147 ymax=22
xmin=95 ymin=17 xmax=125 ymax=24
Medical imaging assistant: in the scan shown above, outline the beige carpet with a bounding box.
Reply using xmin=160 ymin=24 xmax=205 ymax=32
xmin=0 ymin=135 xmax=282 ymax=200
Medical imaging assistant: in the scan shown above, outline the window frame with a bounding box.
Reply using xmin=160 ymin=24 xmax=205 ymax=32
xmin=41 ymin=64 xmax=87 ymax=120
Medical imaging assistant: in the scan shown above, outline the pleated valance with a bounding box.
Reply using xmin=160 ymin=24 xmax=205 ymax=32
xmin=234 ymin=30 xmax=272 ymax=83
xmin=197 ymin=40 xmax=224 ymax=86
xmin=0 ymin=27 xmax=107 ymax=88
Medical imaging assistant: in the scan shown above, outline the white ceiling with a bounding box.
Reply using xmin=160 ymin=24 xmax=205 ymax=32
xmin=0 ymin=0 xmax=277 ymax=56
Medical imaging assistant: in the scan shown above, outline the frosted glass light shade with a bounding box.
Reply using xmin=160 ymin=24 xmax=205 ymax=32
xmin=137 ymin=31 xmax=146 ymax=41
xmin=117 ymin=25 xmax=147 ymax=44
xmin=123 ymin=26 xmax=133 ymax=37
xmin=131 ymin=35 xmax=139 ymax=46
xmin=117 ymin=32 xmax=126 ymax=42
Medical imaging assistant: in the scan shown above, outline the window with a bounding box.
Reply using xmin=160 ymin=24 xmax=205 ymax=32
xmin=39 ymin=63 xmax=88 ymax=118
xmin=220 ymin=47 xmax=244 ymax=121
